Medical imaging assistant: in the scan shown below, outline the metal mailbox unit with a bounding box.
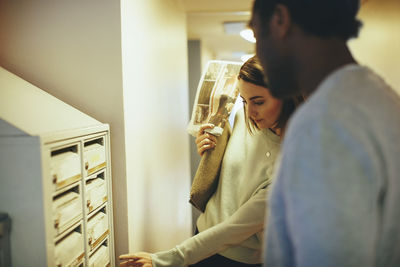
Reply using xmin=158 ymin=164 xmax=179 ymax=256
xmin=0 ymin=67 xmax=115 ymax=267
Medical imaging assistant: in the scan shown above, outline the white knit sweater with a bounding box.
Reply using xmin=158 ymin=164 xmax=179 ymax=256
xmin=151 ymin=108 xmax=281 ymax=266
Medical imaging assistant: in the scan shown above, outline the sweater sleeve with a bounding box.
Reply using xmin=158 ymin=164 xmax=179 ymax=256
xmin=151 ymin=187 xmax=269 ymax=267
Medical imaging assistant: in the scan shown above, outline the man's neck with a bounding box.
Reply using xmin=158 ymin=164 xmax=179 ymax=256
xmin=294 ymin=38 xmax=357 ymax=99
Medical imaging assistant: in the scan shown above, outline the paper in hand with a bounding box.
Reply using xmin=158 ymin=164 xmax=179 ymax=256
xmin=187 ymin=60 xmax=242 ymax=137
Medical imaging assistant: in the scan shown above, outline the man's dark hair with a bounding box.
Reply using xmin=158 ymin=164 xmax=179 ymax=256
xmin=253 ymin=0 xmax=362 ymax=41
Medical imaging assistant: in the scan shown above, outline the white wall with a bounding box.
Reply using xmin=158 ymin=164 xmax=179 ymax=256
xmin=0 ymin=0 xmax=130 ymax=260
xmin=187 ymin=40 xmax=203 ymax=234
xmin=0 ymin=1 xmax=129 ymax=260
xmin=349 ymin=0 xmax=400 ymax=93
xmin=121 ymin=0 xmax=192 ymax=252
xmin=0 ymin=0 xmax=192 ymax=260
xmin=187 ymin=39 xmax=218 ymax=234
xmin=200 ymin=41 xmax=216 ymax=71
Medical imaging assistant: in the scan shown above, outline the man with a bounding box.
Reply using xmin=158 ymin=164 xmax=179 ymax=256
xmin=250 ymin=0 xmax=400 ymax=266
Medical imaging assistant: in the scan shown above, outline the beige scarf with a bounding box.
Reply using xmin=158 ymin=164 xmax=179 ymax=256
xmin=189 ymin=124 xmax=231 ymax=212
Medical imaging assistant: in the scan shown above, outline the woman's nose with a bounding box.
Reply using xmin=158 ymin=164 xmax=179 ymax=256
xmin=248 ymin=105 xmax=257 ymax=117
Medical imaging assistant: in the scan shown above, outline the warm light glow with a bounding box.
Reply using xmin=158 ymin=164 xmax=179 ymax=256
xmin=240 ymin=29 xmax=256 ymax=43
xmin=241 ymin=54 xmax=255 ymax=62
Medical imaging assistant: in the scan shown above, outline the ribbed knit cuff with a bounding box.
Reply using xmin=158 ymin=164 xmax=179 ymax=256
xmin=151 ymin=247 xmax=185 ymax=267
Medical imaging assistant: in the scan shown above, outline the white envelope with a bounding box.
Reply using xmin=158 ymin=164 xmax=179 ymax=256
xmin=87 ymin=211 xmax=109 ymax=250
xmin=53 ymin=191 xmax=82 ymax=236
xmin=86 ymin=178 xmax=107 ymax=213
xmin=84 ymin=143 xmax=106 ymax=175
xmin=54 ymin=231 xmax=84 ymax=267
xmin=89 ymin=245 xmax=109 ymax=267
xmin=50 ymin=151 xmax=81 ymax=190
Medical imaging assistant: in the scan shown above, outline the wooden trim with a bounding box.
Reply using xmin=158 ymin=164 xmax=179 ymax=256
xmin=69 ymin=252 xmax=85 ymax=266
xmin=88 ymin=196 xmax=108 ymax=213
xmin=77 ymin=252 xmax=85 ymax=262
xmin=90 ymin=229 xmax=109 ymax=250
xmin=56 ymin=174 xmax=81 ymax=189
xmin=87 ymin=162 xmax=106 ymax=175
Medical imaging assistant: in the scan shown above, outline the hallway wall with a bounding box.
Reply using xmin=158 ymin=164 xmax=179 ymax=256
xmin=0 ymin=0 xmax=192 ymax=261
xmin=350 ymin=0 xmax=400 ymax=93
xmin=121 ymin=0 xmax=192 ymax=252
xmin=0 ymin=0 xmax=128 ymax=259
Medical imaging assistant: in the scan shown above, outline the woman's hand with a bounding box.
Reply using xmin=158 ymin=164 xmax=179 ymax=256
xmin=195 ymin=124 xmax=217 ymax=156
xmin=119 ymin=252 xmax=153 ymax=267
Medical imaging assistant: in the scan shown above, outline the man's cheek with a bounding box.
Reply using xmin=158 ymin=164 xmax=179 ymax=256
xmin=256 ymin=41 xmax=270 ymax=71
xmin=255 ymin=40 xmax=265 ymax=61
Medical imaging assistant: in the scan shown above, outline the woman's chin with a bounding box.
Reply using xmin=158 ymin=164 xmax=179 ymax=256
xmin=256 ymin=123 xmax=267 ymax=129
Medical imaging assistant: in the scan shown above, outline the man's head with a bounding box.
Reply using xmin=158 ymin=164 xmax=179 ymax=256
xmin=250 ymin=0 xmax=362 ymax=99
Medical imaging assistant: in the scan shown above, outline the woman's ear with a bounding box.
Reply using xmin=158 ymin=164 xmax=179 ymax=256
xmin=269 ymin=4 xmax=292 ymax=39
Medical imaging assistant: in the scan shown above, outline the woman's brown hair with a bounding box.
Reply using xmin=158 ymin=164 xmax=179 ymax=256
xmin=238 ymin=56 xmax=303 ymax=133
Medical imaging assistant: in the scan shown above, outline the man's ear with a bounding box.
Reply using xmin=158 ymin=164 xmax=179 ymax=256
xmin=269 ymin=4 xmax=292 ymax=39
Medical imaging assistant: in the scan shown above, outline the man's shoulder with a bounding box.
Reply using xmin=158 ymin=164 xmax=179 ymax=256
xmin=294 ymin=65 xmax=398 ymax=122
xmin=318 ymin=64 xmax=399 ymax=108
xmin=285 ymin=64 xmax=400 ymax=146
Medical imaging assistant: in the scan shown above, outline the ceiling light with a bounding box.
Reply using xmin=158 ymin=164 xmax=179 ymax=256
xmin=223 ymin=21 xmax=248 ymax=35
xmin=241 ymin=54 xmax=255 ymax=62
xmin=240 ymin=29 xmax=256 ymax=43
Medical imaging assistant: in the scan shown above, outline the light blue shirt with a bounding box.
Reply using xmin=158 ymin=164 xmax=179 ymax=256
xmin=265 ymin=64 xmax=400 ymax=267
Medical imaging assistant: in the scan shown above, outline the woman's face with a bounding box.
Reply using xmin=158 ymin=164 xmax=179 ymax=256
xmin=238 ymin=79 xmax=283 ymax=129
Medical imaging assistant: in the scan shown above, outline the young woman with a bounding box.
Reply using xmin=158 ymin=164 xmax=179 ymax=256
xmin=120 ymin=56 xmax=302 ymax=267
